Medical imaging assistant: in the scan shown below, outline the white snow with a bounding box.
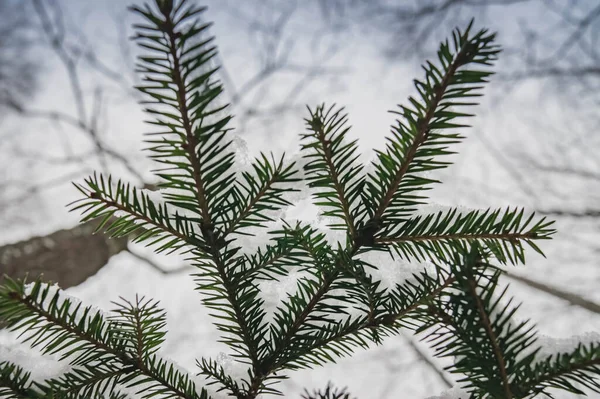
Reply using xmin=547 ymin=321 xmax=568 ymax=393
xmin=359 ymin=250 xmax=437 ymax=292
xmin=141 ymin=187 xmax=166 ymax=206
xmin=426 ymin=386 xmax=470 ymax=399
xmin=214 ymin=352 xmax=251 ymax=385
xmin=0 ymin=342 xmax=71 ymax=384
xmin=114 ymin=210 xmax=131 ymax=218
xmin=2 ymin=148 xmax=599 ymax=399
xmin=411 ymin=203 xmax=477 ymax=218
xmin=536 ymin=332 xmax=600 ymax=359
xmin=258 ymin=269 xmax=314 ymax=323
xmin=517 ymin=331 xmax=600 ymax=364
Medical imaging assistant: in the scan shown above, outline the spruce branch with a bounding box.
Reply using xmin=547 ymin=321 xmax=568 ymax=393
xmin=273 ymin=272 xmax=457 ymax=372
xmin=70 ymin=173 xmax=205 ymax=253
xmin=237 ymin=230 xmax=309 ymax=282
xmin=131 ymin=1 xmax=273 ymax=376
xmin=301 ymin=104 xmax=365 ymax=236
xmin=377 ymin=207 xmax=555 ymax=264
xmin=301 ymin=383 xmax=356 ymax=399
xmin=223 ymin=152 xmax=301 ymax=237
xmin=4 ymin=1 xmax=595 ymax=398
xmin=131 ymin=0 xmax=235 ymax=234
xmin=362 ymin=19 xmax=500 ymax=228
xmin=420 ymin=252 xmax=533 ymax=398
xmin=0 ymin=361 xmax=45 ymax=399
xmin=41 ymin=363 xmax=134 ymax=399
xmin=196 ymin=357 xmax=246 ymax=398
xmin=334 ymin=256 xmax=381 ymax=328
xmin=260 ymin=222 xmax=338 ymax=353
xmin=465 ymin=270 xmax=513 ymax=398
xmin=238 ymin=22 xmax=512 ymax=397
xmin=420 ymin=248 xmax=600 ymax=398
xmin=108 ymin=295 xmax=168 ymax=362
xmin=518 ymin=344 xmax=600 ymax=397
xmin=0 ymin=277 xmax=208 ymax=399
xmin=190 ymin=247 xmax=266 ymax=371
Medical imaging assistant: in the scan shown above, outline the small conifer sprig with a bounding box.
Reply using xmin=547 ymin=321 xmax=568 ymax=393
xmin=1 ymin=0 xmax=598 ymax=398
xmin=0 ymin=277 xmax=208 ymax=398
xmin=301 ymin=383 xmax=355 ymax=399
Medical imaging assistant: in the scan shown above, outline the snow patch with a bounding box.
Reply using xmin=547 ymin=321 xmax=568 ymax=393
xmin=427 ymin=386 xmax=470 ymax=399
xmin=0 ymin=342 xmax=71 ymax=384
xmin=518 ymin=331 xmax=600 ymax=363
xmin=358 ymin=250 xmax=437 ymax=292
xmin=412 ymin=203 xmax=477 ymax=218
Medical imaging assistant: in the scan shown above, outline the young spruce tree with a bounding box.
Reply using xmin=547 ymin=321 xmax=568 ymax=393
xmin=1 ymin=0 xmax=599 ymax=398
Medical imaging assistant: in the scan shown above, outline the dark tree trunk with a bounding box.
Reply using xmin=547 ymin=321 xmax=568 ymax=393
xmin=0 ymin=220 xmax=128 ymax=288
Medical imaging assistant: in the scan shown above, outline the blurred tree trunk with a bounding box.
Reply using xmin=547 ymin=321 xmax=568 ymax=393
xmin=0 ymin=220 xmax=128 ymax=330
xmin=0 ymin=220 xmax=128 ymax=288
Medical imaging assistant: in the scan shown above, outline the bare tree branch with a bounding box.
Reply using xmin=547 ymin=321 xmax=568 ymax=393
xmin=402 ymin=332 xmax=454 ymax=388
xmin=504 ymin=269 xmax=600 ymax=315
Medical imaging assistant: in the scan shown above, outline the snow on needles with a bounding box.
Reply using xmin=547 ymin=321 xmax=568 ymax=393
xmin=0 ymin=341 xmax=71 ymax=385
xmin=426 ymin=386 xmax=471 ymax=399
xmin=516 ymin=331 xmax=600 ymax=364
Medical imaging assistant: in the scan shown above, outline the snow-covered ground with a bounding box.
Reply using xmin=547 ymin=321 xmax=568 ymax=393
xmin=2 ymin=198 xmax=600 ymax=398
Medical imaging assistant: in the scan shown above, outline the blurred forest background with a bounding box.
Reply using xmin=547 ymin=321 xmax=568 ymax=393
xmin=0 ymin=0 xmax=599 ymax=396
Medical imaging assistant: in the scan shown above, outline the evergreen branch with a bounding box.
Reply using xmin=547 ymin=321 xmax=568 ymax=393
xmin=191 ymin=208 xmax=316 ymax=376
xmin=241 ymin=224 xmax=339 ymax=397
xmin=0 ymin=361 xmax=46 ymax=399
xmin=0 ymin=360 xmax=132 ymax=399
xmin=334 ymin=256 xmax=381 ymax=327
xmin=223 ymin=152 xmax=301 ymax=237
xmin=383 ymin=270 xmax=456 ymax=330
xmin=165 ymin=15 xmax=215 ymax=226
xmin=119 ymin=353 xmax=208 ymax=399
xmin=41 ymin=363 xmax=132 ymax=399
xmin=131 ymin=0 xmax=235 ymax=232
xmin=247 ymin=228 xmax=442 ymax=393
xmin=465 ymin=272 xmax=512 ymax=398
xmin=0 ymin=277 xmax=208 ymax=399
xmin=190 ymin=247 xmax=266 ymax=371
xmin=108 ymin=295 xmax=168 ymax=362
xmin=250 ymin=223 xmax=449 ymax=391
xmin=70 ymin=173 xmax=205 ymax=253
xmin=377 ymin=207 xmax=555 ymax=264
xmin=259 ymin=30 xmax=509 ymax=385
xmin=127 ymin=349 xmax=210 ymax=398
xmin=363 ymin=20 xmax=501 ymax=228
xmin=516 ymin=343 xmax=600 ymax=397
xmin=0 ymin=277 xmax=127 ymax=367
xmin=238 ymin=227 xmax=313 ymax=282
xmin=301 ymin=104 xmax=365 ymax=235
xmin=275 ymin=271 xmax=455 ymax=372
xmin=262 ymin=223 xmax=337 ymax=352
xmin=428 ymin=267 xmax=600 ymax=399
xmin=196 ymin=357 xmax=246 ymax=397
xmin=132 ymin=2 xmax=264 ymax=376
xmin=2 ymin=2 xmax=584 ymax=398
xmin=301 ymin=383 xmax=356 ymax=399
xmin=418 ymin=250 xmax=564 ymax=398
